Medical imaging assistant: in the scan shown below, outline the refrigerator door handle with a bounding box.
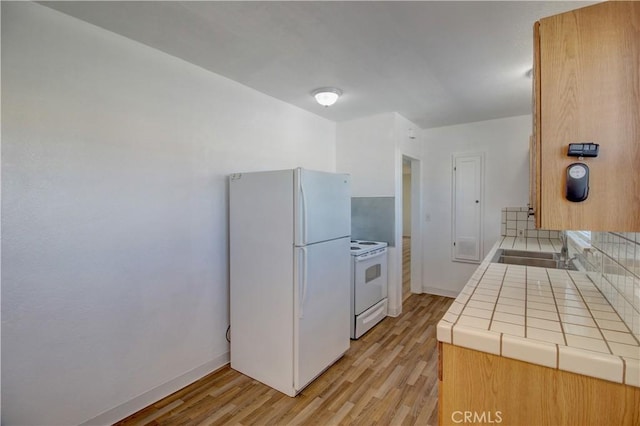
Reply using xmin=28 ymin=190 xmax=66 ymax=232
xmin=300 ymin=178 xmax=307 ymax=245
xmin=299 ymin=247 xmax=308 ymax=319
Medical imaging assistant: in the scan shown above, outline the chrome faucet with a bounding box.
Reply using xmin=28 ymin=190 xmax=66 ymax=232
xmin=559 ymin=231 xmax=569 ymax=268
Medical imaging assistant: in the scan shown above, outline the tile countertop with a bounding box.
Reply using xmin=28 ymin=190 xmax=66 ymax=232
xmin=437 ymin=237 xmax=640 ymax=388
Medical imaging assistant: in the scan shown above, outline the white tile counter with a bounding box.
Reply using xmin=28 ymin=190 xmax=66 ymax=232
xmin=437 ymin=237 xmax=640 ymax=387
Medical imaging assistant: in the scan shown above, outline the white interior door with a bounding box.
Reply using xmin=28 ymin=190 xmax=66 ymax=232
xmin=294 ymin=237 xmax=350 ymax=391
xmin=452 ymin=153 xmax=484 ymax=263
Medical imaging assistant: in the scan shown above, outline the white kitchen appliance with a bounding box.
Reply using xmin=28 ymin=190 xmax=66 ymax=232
xmin=229 ymin=168 xmax=351 ymax=397
xmin=350 ymin=240 xmax=388 ymax=339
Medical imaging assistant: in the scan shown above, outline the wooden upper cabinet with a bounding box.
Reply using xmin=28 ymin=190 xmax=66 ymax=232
xmin=531 ymin=21 xmax=541 ymax=229
xmin=534 ymin=1 xmax=640 ymax=231
xmin=529 ymin=134 xmax=541 ymax=228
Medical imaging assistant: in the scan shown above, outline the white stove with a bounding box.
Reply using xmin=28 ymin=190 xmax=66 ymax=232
xmin=349 ymin=240 xmax=388 ymax=339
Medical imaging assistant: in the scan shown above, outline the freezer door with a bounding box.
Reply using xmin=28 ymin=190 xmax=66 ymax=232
xmin=294 ymin=237 xmax=350 ymax=392
xmin=294 ymin=168 xmax=351 ymax=246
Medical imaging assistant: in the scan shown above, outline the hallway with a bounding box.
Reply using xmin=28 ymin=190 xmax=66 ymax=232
xmin=403 ymin=236 xmax=411 ymax=301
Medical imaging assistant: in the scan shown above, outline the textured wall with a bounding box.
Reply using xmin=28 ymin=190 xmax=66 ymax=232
xmin=2 ymin=3 xmax=336 ymax=424
xmin=421 ymin=115 xmax=531 ymax=295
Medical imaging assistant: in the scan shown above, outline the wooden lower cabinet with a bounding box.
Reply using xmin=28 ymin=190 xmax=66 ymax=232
xmin=438 ymin=343 xmax=640 ymax=426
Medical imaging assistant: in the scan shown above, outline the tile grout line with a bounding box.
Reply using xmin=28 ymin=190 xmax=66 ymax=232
xmin=524 ymin=266 xmax=528 ymax=338
xmin=545 ymin=268 xmax=568 ymax=347
xmin=590 ymin=272 xmax=640 ymax=346
xmin=450 ymin=262 xmax=494 ymax=344
xmin=597 ymin=262 xmax=640 ymax=326
xmin=565 ymin=269 xmax=638 ymax=384
xmin=546 ymin=269 xmax=567 ymax=370
xmin=610 ymin=231 xmax=637 ymax=245
xmin=582 ymin=283 xmax=640 ymax=346
xmin=566 ymin=271 xmax=614 ymax=355
xmin=487 ymin=265 xmax=509 ymax=331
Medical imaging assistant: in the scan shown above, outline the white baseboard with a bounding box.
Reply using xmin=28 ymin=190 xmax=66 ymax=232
xmin=422 ymin=286 xmax=459 ymax=299
xmin=387 ymin=305 xmax=402 ymax=317
xmin=80 ymin=352 xmax=230 ymax=426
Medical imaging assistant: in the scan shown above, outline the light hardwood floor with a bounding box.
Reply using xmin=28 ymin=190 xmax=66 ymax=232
xmin=402 ymin=236 xmax=411 ymax=302
xmin=117 ymin=295 xmax=453 ymax=426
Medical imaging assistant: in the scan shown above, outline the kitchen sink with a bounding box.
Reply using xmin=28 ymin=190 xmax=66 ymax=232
xmin=500 ymin=249 xmax=556 ymax=260
xmin=491 ymin=249 xmax=577 ymax=270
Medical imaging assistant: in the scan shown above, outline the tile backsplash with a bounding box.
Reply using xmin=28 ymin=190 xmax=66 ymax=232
xmin=351 ymin=196 xmax=395 ymax=246
xmin=575 ymin=232 xmax=640 ymax=340
xmin=501 ymin=207 xmax=560 ymax=239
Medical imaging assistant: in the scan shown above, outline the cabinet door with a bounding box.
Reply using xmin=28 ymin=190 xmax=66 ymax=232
xmin=531 ymin=21 xmax=541 ymax=229
xmin=528 ymin=135 xmax=541 ymax=228
xmin=537 ymin=1 xmax=640 ymax=231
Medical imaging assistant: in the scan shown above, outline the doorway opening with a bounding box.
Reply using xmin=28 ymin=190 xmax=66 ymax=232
xmin=402 ymin=158 xmax=412 ymax=301
xmin=401 ymin=155 xmax=422 ymax=304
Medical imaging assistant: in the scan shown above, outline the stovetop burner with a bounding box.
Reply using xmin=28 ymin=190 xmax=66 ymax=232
xmin=350 ymin=240 xmax=388 ymax=256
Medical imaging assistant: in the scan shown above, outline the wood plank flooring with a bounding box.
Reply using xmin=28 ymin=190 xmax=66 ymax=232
xmin=116 ymin=294 xmax=453 ymax=426
xmin=402 ymin=236 xmax=411 ymax=302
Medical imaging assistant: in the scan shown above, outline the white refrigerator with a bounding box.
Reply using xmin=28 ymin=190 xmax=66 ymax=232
xmin=229 ymin=168 xmax=351 ymax=397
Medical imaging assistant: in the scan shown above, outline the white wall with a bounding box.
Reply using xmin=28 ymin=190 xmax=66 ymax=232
xmin=336 ymin=113 xmax=396 ymax=197
xmin=403 ymin=172 xmax=411 ymax=236
xmin=336 ymin=112 xmax=422 ymax=316
xmin=393 ymin=113 xmax=424 ymax=311
xmin=421 ymin=115 xmax=531 ymax=296
xmin=1 ymin=3 xmax=336 ymax=425
xmin=337 ymin=113 xmax=398 ymax=313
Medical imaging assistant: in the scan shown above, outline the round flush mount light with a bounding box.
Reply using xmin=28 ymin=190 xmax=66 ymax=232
xmin=312 ymin=87 xmax=343 ymax=107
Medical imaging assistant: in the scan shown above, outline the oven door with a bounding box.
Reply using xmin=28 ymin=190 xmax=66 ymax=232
xmin=354 ymin=249 xmax=388 ymax=315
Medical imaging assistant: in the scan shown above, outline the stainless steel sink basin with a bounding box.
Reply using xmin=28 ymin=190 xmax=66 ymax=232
xmin=500 ymin=249 xmax=556 ymax=260
xmin=491 ymin=249 xmax=577 ymax=270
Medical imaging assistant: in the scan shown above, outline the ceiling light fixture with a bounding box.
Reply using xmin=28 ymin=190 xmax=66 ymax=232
xmin=312 ymin=87 xmax=342 ymax=107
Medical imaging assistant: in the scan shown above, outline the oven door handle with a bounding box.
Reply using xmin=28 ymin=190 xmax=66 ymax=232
xmin=355 ymin=249 xmax=387 ymax=262
xmin=362 ymin=304 xmax=386 ymax=324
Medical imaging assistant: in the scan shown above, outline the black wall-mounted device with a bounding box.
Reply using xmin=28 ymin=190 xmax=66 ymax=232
xmin=566 ymin=163 xmax=589 ymax=202
xmin=568 ymin=143 xmax=599 ymax=157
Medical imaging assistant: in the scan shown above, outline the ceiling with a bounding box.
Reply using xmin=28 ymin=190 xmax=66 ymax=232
xmin=42 ymin=1 xmax=596 ymax=129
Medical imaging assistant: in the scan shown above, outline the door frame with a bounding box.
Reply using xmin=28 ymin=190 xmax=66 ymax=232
xmin=401 ymin=154 xmax=423 ymax=296
xmin=451 ymin=151 xmax=485 ymax=263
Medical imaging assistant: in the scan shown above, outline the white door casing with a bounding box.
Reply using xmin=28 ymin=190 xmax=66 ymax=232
xmin=452 ymin=152 xmax=484 ymax=263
